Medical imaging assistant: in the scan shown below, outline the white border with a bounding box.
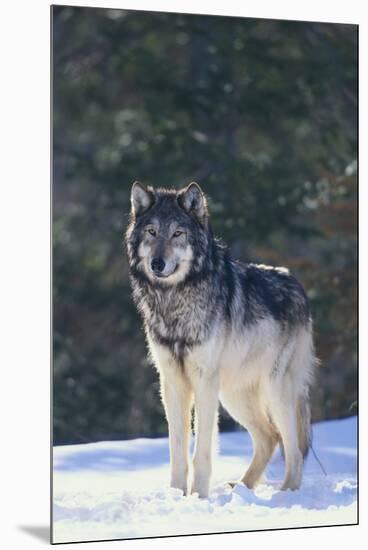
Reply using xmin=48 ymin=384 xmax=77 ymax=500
xmin=50 ymin=0 xmax=361 ymax=24
xmin=1 ymin=1 xmax=365 ymax=548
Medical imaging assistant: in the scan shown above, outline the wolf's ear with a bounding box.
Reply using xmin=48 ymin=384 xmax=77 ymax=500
xmin=130 ymin=181 xmax=154 ymax=217
xmin=178 ymin=182 xmax=208 ymax=226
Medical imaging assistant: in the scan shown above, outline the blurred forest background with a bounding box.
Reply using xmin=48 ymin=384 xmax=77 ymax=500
xmin=52 ymin=6 xmax=357 ymax=445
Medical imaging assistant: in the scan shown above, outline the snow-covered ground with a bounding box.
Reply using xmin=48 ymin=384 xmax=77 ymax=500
xmin=53 ymin=416 xmax=357 ymax=544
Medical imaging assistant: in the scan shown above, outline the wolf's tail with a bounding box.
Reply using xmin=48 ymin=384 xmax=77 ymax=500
xmin=297 ymin=393 xmax=311 ymax=458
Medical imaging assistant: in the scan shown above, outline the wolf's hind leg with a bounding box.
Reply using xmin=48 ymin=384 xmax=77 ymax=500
xmin=267 ymin=327 xmax=315 ymax=491
xmin=267 ymin=380 xmax=303 ymax=491
xmin=241 ymin=424 xmax=278 ymax=488
xmin=221 ymin=388 xmax=277 ymax=489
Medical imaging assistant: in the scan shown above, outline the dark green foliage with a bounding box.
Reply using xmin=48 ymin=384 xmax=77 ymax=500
xmin=52 ymin=6 xmax=357 ymax=445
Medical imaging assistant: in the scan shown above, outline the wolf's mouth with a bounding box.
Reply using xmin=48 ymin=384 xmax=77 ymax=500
xmin=151 ymin=265 xmax=178 ymax=279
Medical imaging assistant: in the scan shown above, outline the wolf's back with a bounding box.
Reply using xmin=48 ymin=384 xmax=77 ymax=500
xmin=231 ymin=262 xmax=311 ymax=329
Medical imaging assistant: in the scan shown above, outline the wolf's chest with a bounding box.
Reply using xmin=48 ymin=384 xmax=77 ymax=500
xmin=149 ymin=304 xmax=207 ymax=343
xmin=143 ymin=292 xmax=212 ymax=363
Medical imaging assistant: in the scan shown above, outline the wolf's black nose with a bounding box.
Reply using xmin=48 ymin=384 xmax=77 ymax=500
xmin=151 ymin=257 xmax=165 ymax=273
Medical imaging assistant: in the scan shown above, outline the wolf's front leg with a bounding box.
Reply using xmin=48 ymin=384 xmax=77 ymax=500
xmin=160 ymin=371 xmax=193 ymax=495
xmin=192 ymin=375 xmax=219 ymax=498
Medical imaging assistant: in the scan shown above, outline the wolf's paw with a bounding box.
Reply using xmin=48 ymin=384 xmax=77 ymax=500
xmin=280 ymin=469 xmax=302 ymax=491
xmin=191 ymin=478 xmax=210 ymax=498
xmin=170 ymin=478 xmax=188 ymax=496
xmin=280 ymin=480 xmax=300 ymax=491
xmin=171 ymin=485 xmax=188 ymax=496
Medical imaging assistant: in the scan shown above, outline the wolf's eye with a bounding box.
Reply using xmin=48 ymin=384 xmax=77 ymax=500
xmin=172 ymin=230 xmax=183 ymax=238
xmin=147 ymin=228 xmax=156 ymax=237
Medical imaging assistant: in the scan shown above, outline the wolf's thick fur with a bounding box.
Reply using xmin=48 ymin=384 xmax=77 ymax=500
xmin=125 ymin=181 xmax=316 ymax=498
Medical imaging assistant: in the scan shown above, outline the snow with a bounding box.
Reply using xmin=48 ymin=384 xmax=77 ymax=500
xmin=53 ymin=416 xmax=357 ymax=544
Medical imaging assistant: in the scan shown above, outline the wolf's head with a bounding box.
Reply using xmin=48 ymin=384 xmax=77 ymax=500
xmin=125 ymin=182 xmax=210 ymax=286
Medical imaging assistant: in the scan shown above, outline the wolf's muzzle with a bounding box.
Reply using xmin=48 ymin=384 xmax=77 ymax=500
xmin=151 ymin=257 xmax=166 ymax=275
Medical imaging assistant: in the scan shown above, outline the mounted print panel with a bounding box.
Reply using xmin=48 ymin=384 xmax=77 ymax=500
xmin=52 ymin=5 xmax=358 ymax=544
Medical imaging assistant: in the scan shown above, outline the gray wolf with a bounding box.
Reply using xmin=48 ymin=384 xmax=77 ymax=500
xmin=125 ymin=181 xmax=316 ymax=498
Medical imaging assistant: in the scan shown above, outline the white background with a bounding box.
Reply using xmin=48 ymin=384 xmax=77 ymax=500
xmin=0 ymin=0 xmax=365 ymax=548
